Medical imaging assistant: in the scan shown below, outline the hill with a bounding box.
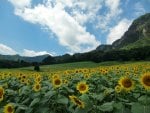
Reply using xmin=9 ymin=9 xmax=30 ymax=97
xmin=113 ymin=13 xmax=150 ymax=49
xmin=96 ymin=13 xmax=150 ymax=51
xmin=0 ymin=54 xmax=49 ymax=62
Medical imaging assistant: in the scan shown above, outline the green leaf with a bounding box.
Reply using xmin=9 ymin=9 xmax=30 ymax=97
xmin=64 ymin=86 xmax=74 ymax=93
xmin=25 ymin=108 xmax=33 ymax=113
xmin=98 ymin=102 xmax=114 ymax=112
xmin=74 ymin=107 xmax=88 ymax=113
xmin=138 ymin=95 xmax=150 ymax=105
xmin=45 ymin=91 xmax=56 ymax=97
xmin=113 ymin=102 xmax=126 ymax=113
xmin=80 ymin=94 xmax=92 ymax=110
xmin=15 ymin=105 xmax=28 ymax=113
xmin=56 ymin=95 xmax=68 ymax=104
xmin=0 ymin=108 xmax=3 ymax=113
xmin=113 ymin=102 xmax=124 ymax=110
xmin=91 ymin=93 xmax=104 ymax=101
xmin=107 ymin=88 xmax=114 ymax=93
xmin=74 ymin=94 xmax=92 ymax=113
xmin=40 ymin=97 xmax=49 ymax=104
xmin=30 ymin=98 xmax=40 ymax=107
xmin=20 ymin=86 xmax=31 ymax=95
xmin=68 ymin=103 xmax=75 ymax=113
xmin=35 ymin=106 xmax=49 ymax=113
xmin=22 ymin=98 xmax=30 ymax=104
xmin=5 ymin=89 xmax=16 ymax=95
xmin=133 ymin=93 xmax=140 ymax=98
xmin=131 ymin=102 xmax=150 ymax=113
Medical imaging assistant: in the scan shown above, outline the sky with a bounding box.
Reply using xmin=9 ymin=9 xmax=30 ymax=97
xmin=0 ymin=0 xmax=150 ymax=56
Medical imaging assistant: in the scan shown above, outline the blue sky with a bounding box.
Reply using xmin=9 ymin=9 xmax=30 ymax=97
xmin=0 ymin=0 xmax=150 ymax=56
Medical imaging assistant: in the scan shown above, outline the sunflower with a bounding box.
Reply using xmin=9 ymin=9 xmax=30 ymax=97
xmin=140 ymin=72 xmax=150 ymax=90
xmin=76 ymin=81 xmax=89 ymax=94
xmin=52 ymin=77 xmax=62 ymax=88
xmin=35 ymin=76 xmax=42 ymax=83
xmin=104 ymin=89 xmax=110 ymax=96
xmin=0 ymin=95 xmax=4 ymax=102
xmin=115 ymin=85 xmax=122 ymax=93
xmin=33 ymin=83 xmax=41 ymax=92
xmin=84 ymin=74 xmax=90 ymax=79
xmin=52 ymin=74 xmax=60 ymax=79
xmin=63 ymin=80 xmax=68 ymax=84
xmin=3 ymin=103 xmax=14 ymax=113
xmin=0 ymin=86 xmax=4 ymax=102
xmin=118 ymin=76 xmax=134 ymax=92
xmin=69 ymin=95 xmax=85 ymax=108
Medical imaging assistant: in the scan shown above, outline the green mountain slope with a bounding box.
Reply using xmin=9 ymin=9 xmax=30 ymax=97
xmin=0 ymin=54 xmax=49 ymax=63
xmin=112 ymin=13 xmax=150 ymax=49
xmin=121 ymin=37 xmax=150 ymax=50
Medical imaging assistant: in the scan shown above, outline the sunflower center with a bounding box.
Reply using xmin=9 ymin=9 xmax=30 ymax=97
xmin=36 ymin=84 xmax=40 ymax=89
xmin=143 ymin=77 xmax=150 ymax=86
xmin=7 ymin=106 xmax=13 ymax=112
xmin=79 ymin=84 xmax=86 ymax=91
xmin=123 ymin=79 xmax=132 ymax=88
xmin=74 ymin=98 xmax=82 ymax=106
xmin=0 ymin=92 xmax=3 ymax=97
xmin=0 ymin=90 xmax=3 ymax=96
xmin=55 ymin=79 xmax=61 ymax=85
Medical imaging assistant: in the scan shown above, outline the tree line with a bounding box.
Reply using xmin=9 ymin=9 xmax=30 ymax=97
xmin=0 ymin=46 xmax=150 ymax=68
xmin=42 ymin=46 xmax=150 ymax=64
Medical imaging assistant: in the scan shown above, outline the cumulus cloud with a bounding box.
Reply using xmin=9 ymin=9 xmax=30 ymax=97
xmin=71 ymin=0 xmax=102 ymax=25
xmin=0 ymin=43 xmax=17 ymax=55
xmin=107 ymin=19 xmax=132 ymax=44
xmin=96 ymin=0 xmax=122 ymax=31
xmin=8 ymin=0 xmax=101 ymax=53
xmin=8 ymin=0 xmax=31 ymax=8
xmin=0 ymin=43 xmax=55 ymax=56
xmin=105 ymin=0 xmax=122 ymax=17
xmin=22 ymin=49 xmax=56 ymax=57
xmin=8 ymin=0 xmax=127 ymax=52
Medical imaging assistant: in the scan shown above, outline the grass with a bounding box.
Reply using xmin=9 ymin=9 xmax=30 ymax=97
xmin=0 ymin=61 xmax=149 ymax=73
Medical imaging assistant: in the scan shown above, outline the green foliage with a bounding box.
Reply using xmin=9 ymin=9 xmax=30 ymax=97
xmin=0 ymin=62 xmax=150 ymax=113
xmin=122 ymin=37 xmax=150 ymax=50
xmin=131 ymin=103 xmax=150 ymax=113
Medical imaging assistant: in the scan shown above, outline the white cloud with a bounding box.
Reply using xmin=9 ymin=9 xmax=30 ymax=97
xmin=10 ymin=0 xmax=100 ymax=53
xmin=0 ymin=43 xmax=55 ymax=56
xmin=96 ymin=0 xmax=122 ymax=31
xmin=0 ymin=43 xmax=17 ymax=55
xmin=71 ymin=0 xmax=102 ymax=25
xmin=107 ymin=19 xmax=132 ymax=44
xmin=8 ymin=0 xmax=31 ymax=8
xmin=9 ymin=0 xmax=125 ymax=52
xmin=134 ymin=2 xmax=146 ymax=16
xmin=22 ymin=49 xmax=56 ymax=57
xmin=105 ymin=0 xmax=121 ymax=17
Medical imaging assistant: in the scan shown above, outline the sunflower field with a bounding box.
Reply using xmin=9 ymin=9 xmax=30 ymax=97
xmin=0 ymin=62 xmax=150 ymax=113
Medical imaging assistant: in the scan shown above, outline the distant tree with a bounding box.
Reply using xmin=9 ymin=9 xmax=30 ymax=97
xmin=33 ymin=62 xmax=40 ymax=71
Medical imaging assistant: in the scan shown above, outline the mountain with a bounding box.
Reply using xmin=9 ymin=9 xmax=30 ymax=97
xmin=96 ymin=13 xmax=150 ymax=51
xmin=96 ymin=44 xmax=112 ymax=51
xmin=0 ymin=54 xmax=20 ymax=61
xmin=0 ymin=54 xmax=49 ymax=63
xmin=21 ymin=54 xmax=50 ymax=62
xmin=112 ymin=13 xmax=150 ymax=49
